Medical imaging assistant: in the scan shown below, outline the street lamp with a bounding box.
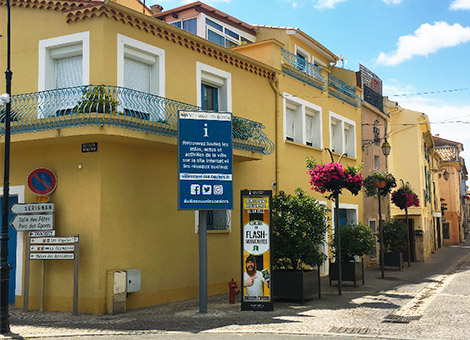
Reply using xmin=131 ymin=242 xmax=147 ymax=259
xmin=381 ymin=138 xmax=391 ymax=157
xmin=0 ymin=0 xmax=13 ymax=333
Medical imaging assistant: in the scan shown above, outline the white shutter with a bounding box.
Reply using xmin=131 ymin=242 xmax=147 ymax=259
xmin=124 ymin=57 xmax=151 ymax=93
xmin=286 ymin=107 xmax=295 ymax=139
xmin=56 ymin=56 xmax=82 ymax=88
xmin=306 ymin=115 xmax=313 ymax=144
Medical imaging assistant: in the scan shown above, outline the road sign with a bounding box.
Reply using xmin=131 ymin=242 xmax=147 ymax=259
xmin=27 ymin=168 xmax=57 ymax=195
xmin=10 ymin=214 xmax=53 ymax=231
xmin=29 ymin=230 xmax=55 ymax=237
xmin=30 ymin=245 xmax=75 ymax=252
xmin=30 ymin=253 xmax=74 ymax=260
xmin=10 ymin=202 xmax=54 ymax=215
xmin=178 ymin=110 xmax=233 ymax=210
xmin=30 ymin=237 xmax=76 ymax=244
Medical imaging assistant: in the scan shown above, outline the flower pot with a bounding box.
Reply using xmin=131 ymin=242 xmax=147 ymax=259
xmin=272 ymin=269 xmax=320 ymax=304
xmin=329 ymin=260 xmax=364 ymax=287
xmin=381 ymin=252 xmax=404 ymax=270
xmin=375 ymin=179 xmax=387 ymax=189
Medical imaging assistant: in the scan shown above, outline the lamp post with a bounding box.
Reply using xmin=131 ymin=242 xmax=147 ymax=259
xmin=379 ymin=138 xmax=391 ymax=279
xmin=0 ymin=0 xmax=12 ymax=333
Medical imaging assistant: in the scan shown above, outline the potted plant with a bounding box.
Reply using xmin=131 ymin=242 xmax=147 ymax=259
xmin=381 ymin=219 xmax=408 ymax=270
xmin=392 ymin=183 xmax=420 ymax=265
xmin=271 ymin=188 xmax=328 ymax=303
xmin=363 ymin=170 xmax=397 ymax=197
xmin=329 ymin=223 xmax=375 ymax=286
xmin=73 ymin=85 xmax=119 ymax=115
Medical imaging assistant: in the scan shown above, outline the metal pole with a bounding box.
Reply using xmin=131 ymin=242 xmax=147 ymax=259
xmin=406 ymin=208 xmax=411 ymax=267
xmin=334 ymin=193 xmax=342 ymax=295
xmin=378 ymin=191 xmax=384 ymax=279
xmin=198 ymin=210 xmax=207 ymax=314
xmin=0 ymin=0 xmax=12 ymax=332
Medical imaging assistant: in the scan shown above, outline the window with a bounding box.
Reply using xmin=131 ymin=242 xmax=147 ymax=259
xmin=329 ymin=112 xmax=356 ymax=157
xmin=117 ymin=34 xmax=165 ymax=120
xmin=205 ymin=17 xmax=254 ymax=48
xmin=295 ymin=45 xmax=310 ymax=72
xmin=38 ymin=32 xmax=90 ymax=116
xmin=283 ymin=93 xmax=322 ymax=148
xmin=196 ymin=62 xmax=232 ymax=231
xmin=374 ymin=155 xmax=380 ymax=170
xmin=195 ymin=210 xmax=231 ymax=232
xmin=170 ymin=18 xmax=197 ymax=34
xmin=38 ymin=32 xmax=89 ymax=91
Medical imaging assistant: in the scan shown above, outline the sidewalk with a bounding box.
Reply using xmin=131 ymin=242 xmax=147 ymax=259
xmin=3 ymin=240 xmax=470 ymax=339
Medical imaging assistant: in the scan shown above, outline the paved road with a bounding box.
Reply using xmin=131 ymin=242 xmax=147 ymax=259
xmin=3 ymin=240 xmax=470 ymax=340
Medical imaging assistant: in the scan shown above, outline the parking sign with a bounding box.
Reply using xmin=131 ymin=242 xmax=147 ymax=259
xmin=178 ymin=111 xmax=233 ymax=210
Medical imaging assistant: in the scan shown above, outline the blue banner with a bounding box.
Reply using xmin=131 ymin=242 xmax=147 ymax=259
xmin=178 ymin=111 xmax=233 ymax=210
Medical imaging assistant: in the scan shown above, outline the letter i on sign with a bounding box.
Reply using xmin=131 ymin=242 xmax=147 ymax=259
xmin=203 ymin=123 xmax=209 ymax=137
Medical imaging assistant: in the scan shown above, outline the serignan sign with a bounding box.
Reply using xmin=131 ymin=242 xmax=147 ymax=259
xmin=178 ymin=110 xmax=233 ymax=210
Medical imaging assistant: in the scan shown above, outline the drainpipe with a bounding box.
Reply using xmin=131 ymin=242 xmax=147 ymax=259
xmin=270 ymin=72 xmax=280 ymax=195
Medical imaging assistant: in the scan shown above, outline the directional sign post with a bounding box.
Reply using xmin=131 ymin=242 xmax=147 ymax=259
xmin=10 ymin=214 xmax=53 ymax=231
xmin=24 ymin=235 xmax=79 ymax=315
xmin=178 ymin=110 xmax=233 ymax=315
xmin=10 ymin=203 xmax=54 ymax=215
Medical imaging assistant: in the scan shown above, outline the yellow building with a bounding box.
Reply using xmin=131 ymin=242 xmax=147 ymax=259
xmin=387 ymin=100 xmax=442 ymax=261
xmin=0 ymin=0 xmax=363 ymax=314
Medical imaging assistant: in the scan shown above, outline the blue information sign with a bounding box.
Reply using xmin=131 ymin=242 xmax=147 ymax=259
xmin=178 ymin=111 xmax=233 ymax=210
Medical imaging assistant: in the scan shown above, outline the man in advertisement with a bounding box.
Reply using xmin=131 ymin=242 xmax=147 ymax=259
xmin=243 ymin=255 xmax=269 ymax=298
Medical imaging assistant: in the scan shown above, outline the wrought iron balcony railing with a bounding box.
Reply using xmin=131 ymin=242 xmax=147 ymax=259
xmin=0 ymin=85 xmax=274 ymax=155
xmin=281 ymin=49 xmax=326 ymax=91
xmin=328 ymin=74 xmax=361 ymax=108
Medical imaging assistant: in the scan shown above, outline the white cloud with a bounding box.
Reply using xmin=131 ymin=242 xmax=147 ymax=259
xmin=376 ymin=22 xmax=470 ymax=66
xmin=450 ymin=0 xmax=470 ymax=10
xmin=313 ymin=0 xmax=347 ymax=9
xmin=382 ymin=0 xmax=402 ymax=4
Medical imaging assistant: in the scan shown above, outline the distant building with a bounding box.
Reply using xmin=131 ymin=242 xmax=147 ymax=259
xmin=433 ymin=136 xmax=468 ymax=245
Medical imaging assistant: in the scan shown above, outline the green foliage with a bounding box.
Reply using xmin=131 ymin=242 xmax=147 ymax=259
xmin=363 ymin=170 xmax=397 ymax=197
xmin=74 ymin=85 xmax=119 ymax=114
xmin=271 ymin=188 xmax=328 ymax=270
xmin=333 ymin=223 xmax=375 ymax=262
xmin=383 ymin=219 xmax=408 ymax=253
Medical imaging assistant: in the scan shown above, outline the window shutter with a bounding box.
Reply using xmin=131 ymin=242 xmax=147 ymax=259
xmin=286 ymin=108 xmax=295 ymax=139
xmin=56 ymin=56 xmax=83 ymax=88
xmin=124 ymin=57 xmax=151 ymax=93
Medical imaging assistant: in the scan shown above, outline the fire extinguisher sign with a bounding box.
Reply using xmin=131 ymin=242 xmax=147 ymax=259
xmin=240 ymin=190 xmax=273 ymax=312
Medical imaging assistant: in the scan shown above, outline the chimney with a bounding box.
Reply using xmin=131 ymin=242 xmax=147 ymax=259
xmin=150 ymin=4 xmax=164 ymax=14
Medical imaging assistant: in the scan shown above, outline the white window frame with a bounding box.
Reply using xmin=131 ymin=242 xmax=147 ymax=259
xmin=196 ymin=62 xmax=232 ymax=112
xmin=117 ymin=34 xmax=165 ymax=97
xmin=329 ymin=111 xmax=356 ymax=157
xmin=38 ymin=32 xmax=90 ymax=91
xmin=283 ymin=93 xmax=323 ymax=148
xmin=295 ymin=45 xmax=311 ymax=63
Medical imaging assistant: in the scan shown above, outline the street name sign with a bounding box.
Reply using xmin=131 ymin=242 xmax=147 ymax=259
xmin=178 ymin=110 xmax=233 ymax=210
xmin=10 ymin=214 xmax=53 ymax=231
xmin=10 ymin=202 xmax=55 ymax=214
xmin=29 ymin=230 xmax=55 ymax=237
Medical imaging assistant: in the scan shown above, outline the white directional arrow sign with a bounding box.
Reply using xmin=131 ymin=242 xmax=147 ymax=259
xmin=10 ymin=203 xmax=54 ymax=214
xmin=10 ymin=214 xmax=53 ymax=231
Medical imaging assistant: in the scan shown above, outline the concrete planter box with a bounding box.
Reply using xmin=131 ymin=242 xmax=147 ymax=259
xmin=272 ymin=269 xmax=320 ymax=304
xmin=329 ymin=261 xmax=364 ymax=286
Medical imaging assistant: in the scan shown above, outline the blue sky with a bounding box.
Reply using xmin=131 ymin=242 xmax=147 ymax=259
xmin=151 ymin=0 xmax=470 ymax=169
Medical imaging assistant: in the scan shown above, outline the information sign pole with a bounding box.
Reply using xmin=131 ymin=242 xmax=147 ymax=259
xmin=178 ymin=110 xmax=233 ymax=314
xmin=198 ymin=211 xmax=207 ymax=314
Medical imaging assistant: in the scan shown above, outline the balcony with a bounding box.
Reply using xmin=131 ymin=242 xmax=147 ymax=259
xmin=0 ymin=85 xmax=274 ymax=155
xmin=328 ymin=74 xmax=361 ymax=108
xmin=280 ymin=49 xmax=326 ymax=91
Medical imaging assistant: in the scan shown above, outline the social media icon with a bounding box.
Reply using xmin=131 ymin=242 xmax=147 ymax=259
xmin=190 ymin=184 xmax=200 ymax=195
xmin=213 ymin=185 xmax=223 ymax=195
xmin=202 ymin=185 xmax=212 ymax=195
